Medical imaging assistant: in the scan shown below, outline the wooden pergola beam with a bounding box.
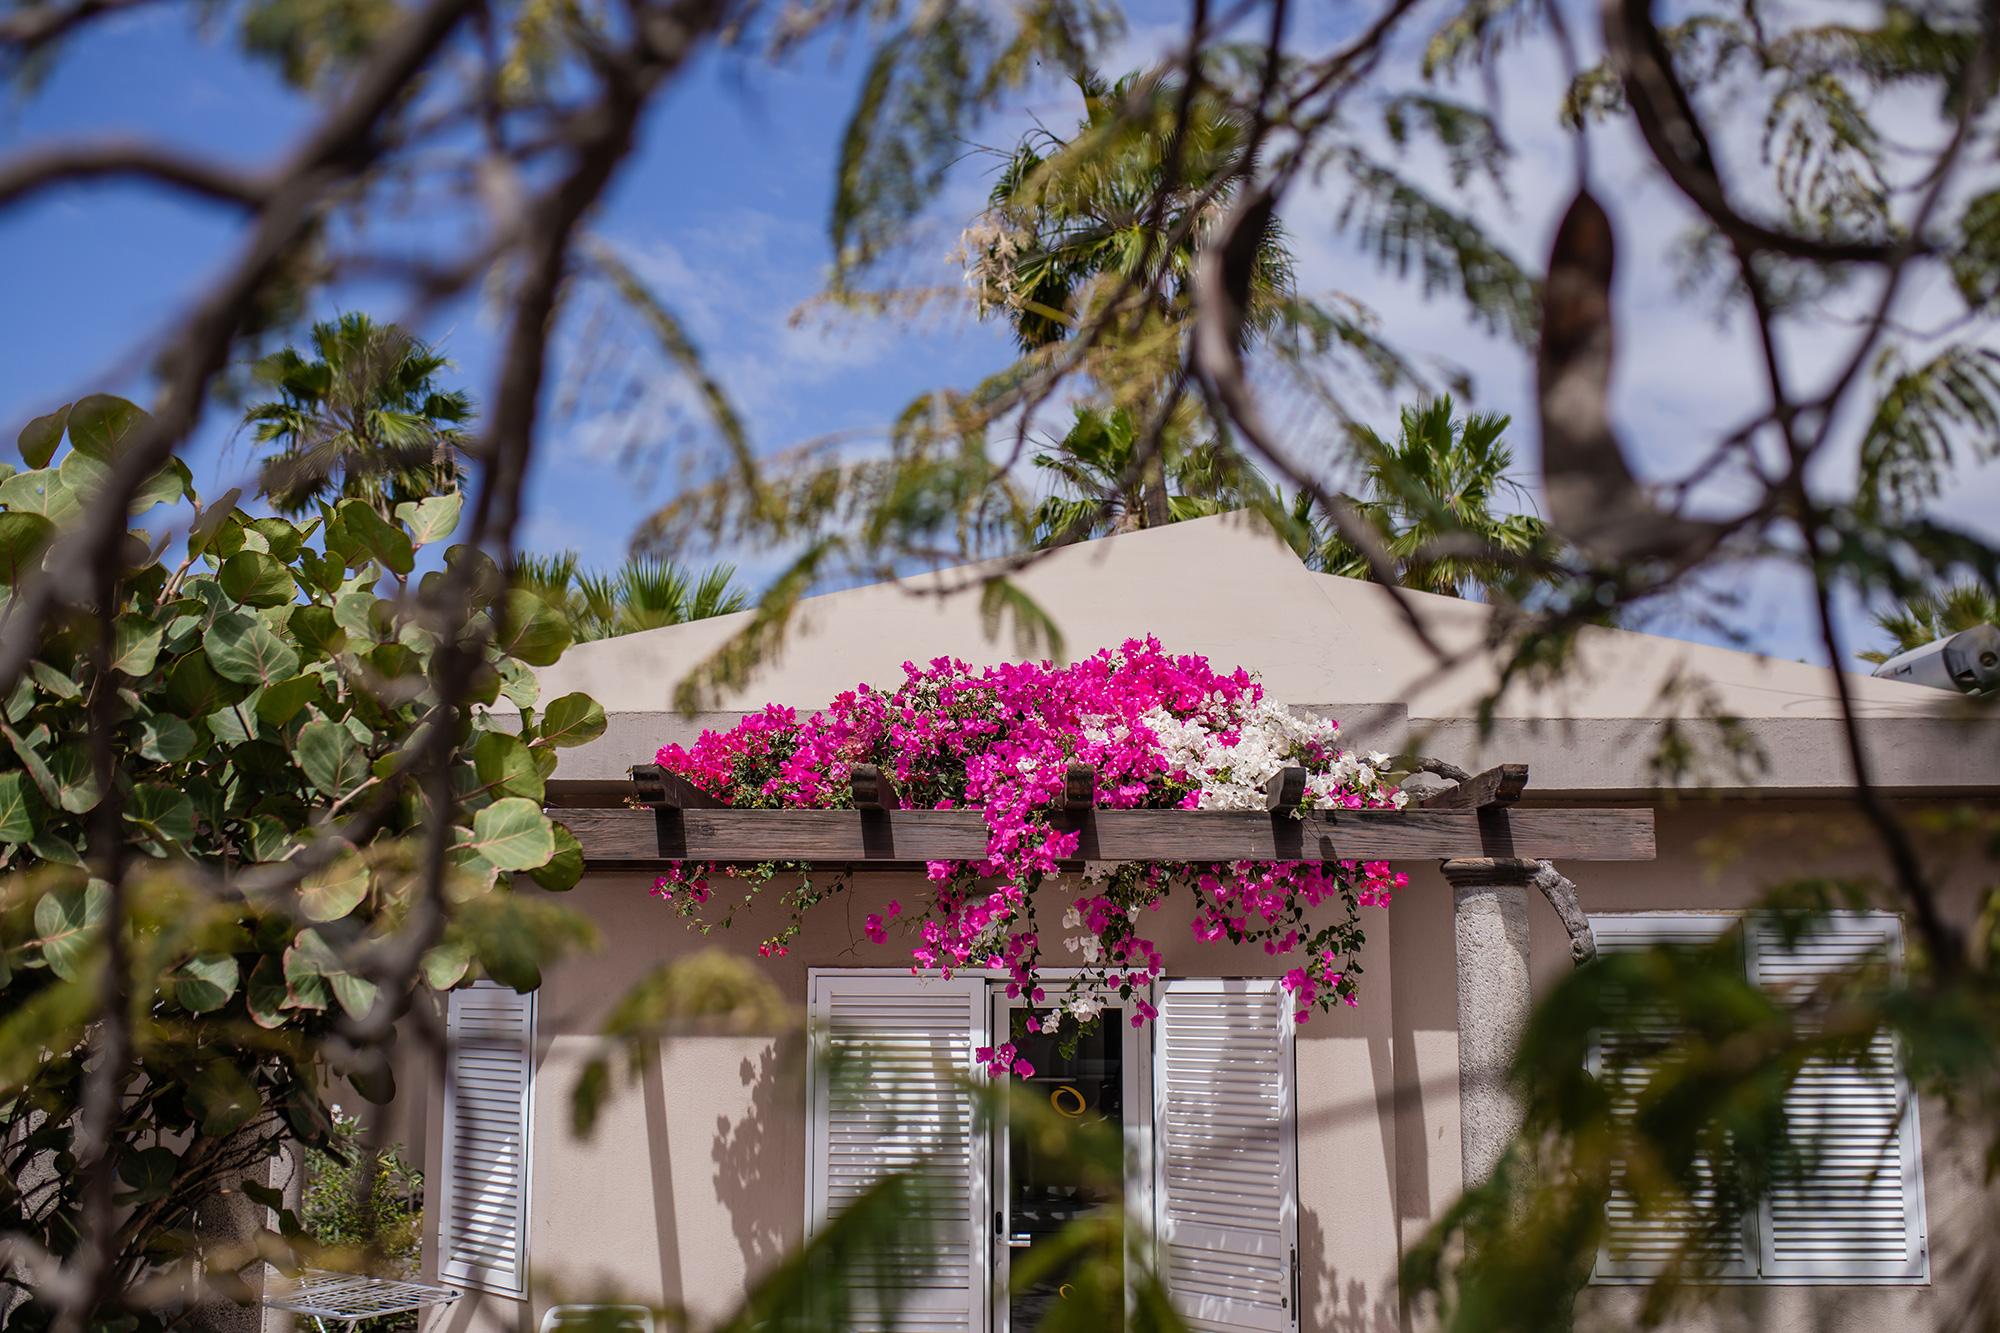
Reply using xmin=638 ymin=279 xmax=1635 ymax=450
xmin=1416 ymin=764 xmax=1530 ymax=811
xmin=850 ymin=764 xmax=898 ymax=811
xmin=560 ymin=803 xmax=1654 ymax=867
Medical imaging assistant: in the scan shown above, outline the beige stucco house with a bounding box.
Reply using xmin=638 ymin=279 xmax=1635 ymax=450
xmin=407 ymin=514 xmax=2000 ymax=1333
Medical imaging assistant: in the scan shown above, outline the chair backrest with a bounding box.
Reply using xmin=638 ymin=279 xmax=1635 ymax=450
xmin=537 ymin=1305 xmax=652 ymax=1333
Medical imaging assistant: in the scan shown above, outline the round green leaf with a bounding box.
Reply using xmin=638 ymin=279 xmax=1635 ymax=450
xmin=127 ymin=783 xmax=196 ymax=848
xmin=256 ymin=673 xmax=322 ymax=728
xmin=540 ymin=692 xmax=607 ymax=749
xmin=46 ymin=742 xmax=102 ymax=814
xmin=117 ymin=1146 xmax=179 ymax=1204
xmin=108 ymin=614 xmax=163 ymax=676
xmin=474 ymin=730 xmax=544 ymax=802
xmin=0 ymin=772 xmax=35 ymax=844
xmin=219 ymin=550 xmax=296 ymax=608
xmin=171 ymin=953 xmax=240 ymax=1013
xmin=336 ymin=500 xmax=414 ymax=575
xmin=34 ymin=876 xmax=106 ymax=980
xmin=0 ymin=468 xmax=75 ymax=520
xmin=129 ymin=459 xmax=191 ymax=515
xmin=166 ymin=652 xmax=249 ymax=717
xmin=0 ymin=512 xmax=54 ymax=584
xmin=299 ymin=850 xmax=369 ymax=922
xmin=66 ymin=394 xmax=147 ymax=459
xmin=462 ymin=797 xmax=556 ymax=871
xmin=133 ymin=714 xmax=197 ymax=763
xmin=290 ymin=604 xmax=348 ymax=659
xmin=206 ymin=610 xmax=300 ymax=686
xmin=492 ymin=589 xmax=573 ymax=667
xmin=245 ymin=956 xmax=289 ymax=1029
xmin=395 ymin=492 xmax=462 ymax=546
xmin=526 ymin=822 xmax=584 ymax=892
xmin=187 ymin=1059 xmax=260 ymax=1136
xmin=421 ymin=938 xmax=473 ymax=990
xmin=296 ymin=718 xmax=367 ymax=799
xmin=17 ymin=403 xmax=69 ymax=469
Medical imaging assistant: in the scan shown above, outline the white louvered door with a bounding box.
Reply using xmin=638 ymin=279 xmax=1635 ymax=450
xmin=807 ymin=973 xmax=989 ymax=1332
xmin=1152 ymin=978 xmax=1298 ymax=1333
xmin=1588 ymin=916 xmax=1756 ymax=1279
xmin=439 ymin=980 xmax=536 ymax=1296
xmin=1749 ymin=914 xmax=1928 ymax=1280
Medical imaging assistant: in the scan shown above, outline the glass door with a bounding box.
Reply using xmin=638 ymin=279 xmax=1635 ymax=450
xmin=989 ymin=990 xmax=1135 ymax=1331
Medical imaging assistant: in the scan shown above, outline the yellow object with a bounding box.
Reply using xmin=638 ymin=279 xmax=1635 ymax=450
xmin=1050 ymin=1084 xmax=1086 ymax=1117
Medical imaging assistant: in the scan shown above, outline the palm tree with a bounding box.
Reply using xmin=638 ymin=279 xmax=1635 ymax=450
xmin=1290 ymin=397 xmax=1547 ymax=599
xmin=971 ymin=68 xmax=1296 ymax=530
xmin=513 ymin=551 xmax=749 ymax=641
xmin=1030 ymin=405 xmax=1283 ymax=545
xmin=244 ymin=312 xmax=472 ymax=518
xmin=1861 ymin=583 xmax=2000 ymax=662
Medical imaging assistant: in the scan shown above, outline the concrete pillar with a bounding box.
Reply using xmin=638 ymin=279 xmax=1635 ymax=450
xmin=1442 ymin=857 xmax=1537 ymax=1191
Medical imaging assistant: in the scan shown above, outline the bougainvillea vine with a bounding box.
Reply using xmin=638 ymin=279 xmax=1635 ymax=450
xmin=650 ymin=637 xmax=1408 ymax=1074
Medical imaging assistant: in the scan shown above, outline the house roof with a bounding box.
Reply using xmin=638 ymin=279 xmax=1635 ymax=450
xmin=533 ymin=513 xmax=2000 ymax=796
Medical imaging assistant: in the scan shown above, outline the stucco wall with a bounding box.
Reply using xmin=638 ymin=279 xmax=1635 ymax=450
xmin=422 ymin=797 xmax=1988 ymax=1333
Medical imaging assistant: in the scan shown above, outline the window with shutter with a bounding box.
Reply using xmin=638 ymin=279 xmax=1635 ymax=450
xmin=439 ymin=980 xmax=536 ymax=1297
xmin=1152 ymin=978 xmax=1298 ymax=1333
xmin=1749 ymin=915 xmax=1928 ymax=1281
xmin=807 ymin=973 xmax=990 ymax=1332
xmin=1589 ymin=913 xmax=1928 ymax=1285
xmin=1589 ymin=916 xmax=1757 ymax=1279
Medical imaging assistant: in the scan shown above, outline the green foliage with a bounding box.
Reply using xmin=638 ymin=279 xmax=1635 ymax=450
xmin=0 ymin=394 xmax=596 ymax=1330
xmin=300 ymin=1108 xmax=424 ymax=1332
xmin=1856 ymin=345 xmax=2000 ymax=517
xmin=1292 ymin=396 xmax=1550 ymax=599
xmin=512 ymin=550 xmax=749 ymax=642
xmin=1862 ymin=581 xmax=2000 ymax=661
xmin=244 ymin=313 xmax=472 ymax=522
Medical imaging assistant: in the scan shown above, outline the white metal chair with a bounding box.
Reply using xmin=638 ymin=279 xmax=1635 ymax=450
xmin=537 ymin=1305 xmax=652 ymax=1333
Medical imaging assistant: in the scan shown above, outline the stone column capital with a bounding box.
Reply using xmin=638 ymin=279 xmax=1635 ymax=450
xmin=1440 ymin=856 xmax=1544 ymax=889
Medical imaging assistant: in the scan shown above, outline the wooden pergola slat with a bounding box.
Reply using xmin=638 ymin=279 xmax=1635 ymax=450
xmin=558 ymin=803 xmax=1654 ymax=866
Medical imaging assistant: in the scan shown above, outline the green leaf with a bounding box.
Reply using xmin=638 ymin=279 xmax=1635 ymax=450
xmin=461 ymin=797 xmax=556 ymax=871
xmin=299 ymin=850 xmax=369 ymax=922
xmin=0 ymin=772 xmax=35 ymax=844
xmin=187 ymin=1059 xmax=260 ymax=1136
xmin=497 ymin=657 xmax=538 ymax=709
xmin=248 ymin=516 xmax=305 ymax=562
xmin=246 ymin=956 xmax=288 ymax=1029
xmin=0 ymin=512 xmax=54 ymax=584
xmin=337 ymin=500 xmax=414 ymax=575
xmin=206 ymin=610 xmax=300 ymax=686
xmin=108 ymin=614 xmax=163 ymax=676
xmin=527 ymin=822 xmax=584 ymax=892
xmin=3 ymin=721 xmax=59 ymax=809
xmin=474 ymin=729 xmax=544 ymax=802
xmin=492 ymin=589 xmax=573 ymax=667
xmin=290 ymin=604 xmax=348 ymax=659
xmin=206 ymin=698 xmax=259 ymax=747
xmin=129 ymin=459 xmax=191 ymax=515
xmin=421 ymin=937 xmax=473 ymax=990
xmin=133 ymin=713 xmax=197 ymax=763
xmin=256 ymin=674 xmax=322 ymax=728
xmin=219 ymin=550 xmax=296 ymax=608
xmin=34 ymin=877 xmax=106 ymax=980
xmin=282 ymin=929 xmax=335 ymax=1011
xmin=117 ymin=1146 xmax=179 ymax=1204
xmin=0 ymin=468 xmax=75 ymax=520
xmin=17 ymin=403 xmax=69 ymax=468
xmin=296 ymin=718 xmax=367 ymax=799
xmin=332 ymin=590 xmax=381 ymax=644
xmin=395 ymin=492 xmax=462 ymax=546
xmin=66 ymin=394 xmax=147 ymax=459
xmin=27 ymin=660 xmax=77 ymax=699
xmin=539 ymin=692 xmax=606 ymax=749
xmin=171 ymin=954 xmax=240 ymax=1013
xmin=166 ymin=651 xmax=249 ymax=717
xmin=56 ymin=446 xmax=108 ymax=502
xmin=127 ymin=783 xmax=196 ymax=848
xmin=46 ymin=742 xmax=102 ymax=813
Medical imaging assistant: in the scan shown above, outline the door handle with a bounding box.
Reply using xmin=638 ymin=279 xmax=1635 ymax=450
xmin=1006 ymin=1234 xmax=1033 ymax=1248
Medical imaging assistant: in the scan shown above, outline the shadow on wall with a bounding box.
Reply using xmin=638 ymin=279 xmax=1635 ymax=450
xmin=1301 ymin=1205 xmax=1397 ymax=1333
xmin=711 ymin=1031 xmax=809 ymax=1274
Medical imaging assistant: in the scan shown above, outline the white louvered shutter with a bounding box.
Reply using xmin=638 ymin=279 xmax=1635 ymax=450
xmin=439 ymin=980 xmax=536 ymax=1296
xmin=807 ymin=973 xmax=988 ymax=1332
xmin=1152 ymin=978 xmax=1298 ymax=1333
xmin=1748 ymin=914 xmax=1928 ymax=1280
xmin=1589 ymin=916 xmax=1757 ymax=1279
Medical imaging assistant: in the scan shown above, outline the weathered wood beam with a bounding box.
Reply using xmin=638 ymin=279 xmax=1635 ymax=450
xmin=1416 ymin=763 xmax=1530 ymax=810
xmin=558 ymin=804 xmax=1656 ymax=866
xmin=1060 ymin=763 xmax=1096 ymax=810
xmin=1265 ymin=766 xmax=1307 ymax=811
xmin=851 ymin=764 xmax=899 ymax=811
xmin=628 ymin=763 xmax=723 ymax=810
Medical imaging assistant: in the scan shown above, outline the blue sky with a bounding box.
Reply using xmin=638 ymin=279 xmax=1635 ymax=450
xmin=4 ymin=2 xmax=1993 ymax=671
